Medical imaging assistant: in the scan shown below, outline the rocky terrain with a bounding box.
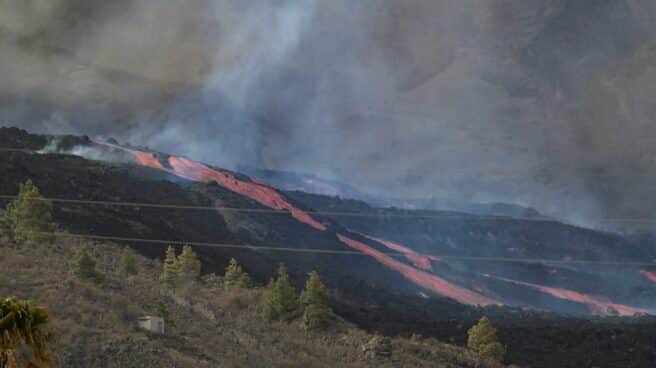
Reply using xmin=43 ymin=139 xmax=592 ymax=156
xmin=1 ymin=127 xmax=656 ymax=367
xmin=1 ymin=239 xmax=510 ymax=368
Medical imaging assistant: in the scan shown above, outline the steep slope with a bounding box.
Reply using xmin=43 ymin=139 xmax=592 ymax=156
xmin=2 ymin=127 xmax=655 ymax=317
xmin=93 ymin=139 xmax=499 ymax=307
xmin=287 ymin=192 xmax=656 ymax=316
xmin=0 ymin=239 xmax=508 ymax=368
xmin=3 ymin=127 xmax=656 ymax=367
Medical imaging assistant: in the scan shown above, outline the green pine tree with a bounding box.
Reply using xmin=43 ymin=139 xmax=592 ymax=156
xmin=467 ymin=316 xmax=505 ymax=362
xmin=71 ymin=245 xmax=98 ymax=280
xmin=300 ymin=271 xmax=333 ymax=330
xmin=0 ymin=208 xmax=11 ymax=241
xmin=160 ymin=246 xmax=179 ymax=288
xmin=224 ymin=258 xmax=251 ymax=289
xmin=5 ymin=180 xmax=56 ymax=245
xmin=117 ymin=246 xmax=138 ymax=276
xmin=177 ymin=245 xmax=201 ymax=283
xmin=262 ymin=263 xmax=299 ymax=322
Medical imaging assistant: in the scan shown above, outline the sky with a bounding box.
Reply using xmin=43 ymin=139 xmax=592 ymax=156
xmin=2 ymin=0 xmax=656 ymax=230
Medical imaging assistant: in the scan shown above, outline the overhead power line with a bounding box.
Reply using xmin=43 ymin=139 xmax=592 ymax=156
xmin=3 ymin=146 xmax=656 ymax=223
xmin=0 ymin=194 xmax=560 ymax=222
xmin=26 ymin=231 xmax=656 ymax=268
xmin=2 ymin=194 xmax=656 ymax=224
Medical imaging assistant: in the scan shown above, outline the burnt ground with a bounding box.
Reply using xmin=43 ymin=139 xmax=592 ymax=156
xmin=1 ymin=127 xmax=656 ymax=367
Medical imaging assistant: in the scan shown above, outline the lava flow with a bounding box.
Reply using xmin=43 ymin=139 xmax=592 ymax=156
xmin=358 ymin=233 xmax=438 ymax=271
xmin=96 ymin=141 xmax=326 ymax=231
xmin=641 ymin=270 xmax=656 ymax=284
xmin=484 ymin=274 xmax=651 ymax=316
xmin=338 ymin=234 xmax=500 ymax=306
xmin=94 ymin=140 xmax=501 ymax=306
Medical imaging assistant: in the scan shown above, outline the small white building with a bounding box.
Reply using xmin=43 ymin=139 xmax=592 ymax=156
xmin=137 ymin=316 xmax=165 ymax=334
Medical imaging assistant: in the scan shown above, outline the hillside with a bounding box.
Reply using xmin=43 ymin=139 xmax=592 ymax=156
xmin=0 ymin=238 xmax=508 ymax=368
xmin=2 ymin=127 xmax=656 ymax=367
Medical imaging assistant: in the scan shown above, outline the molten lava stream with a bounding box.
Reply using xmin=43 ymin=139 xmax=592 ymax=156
xmin=358 ymin=233 xmax=436 ymax=271
xmin=95 ymin=141 xmax=167 ymax=170
xmin=641 ymin=270 xmax=656 ymax=284
xmin=96 ymin=140 xmax=325 ymax=231
xmin=166 ymin=156 xmax=327 ymax=230
xmin=338 ymin=234 xmax=500 ymax=306
xmin=483 ymin=274 xmax=652 ymax=316
xmin=95 ymin=141 xmax=502 ymax=305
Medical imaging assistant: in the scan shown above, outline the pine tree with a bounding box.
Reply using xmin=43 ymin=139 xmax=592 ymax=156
xmin=0 ymin=208 xmax=11 ymax=241
xmin=177 ymin=245 xmax=201 ymax=283
xmin=300 ymin=271 xmax=333 ymax=330
xmin=262 ymin=263 xmax=299 ymax=322
xmin=5 ymin=180 xmax=56 ymax=245
xmin=224 ymin=258 xmax=251 ymax=289
xmin=467 ymin=316 xmax=505 ymax=362
xmin=160 ymin=246 xmax=179 ymax=288
xmin=71 ymin=245 xmax=98 ymax=280
xmin=117 ymin=246 xmax=138 ymax=276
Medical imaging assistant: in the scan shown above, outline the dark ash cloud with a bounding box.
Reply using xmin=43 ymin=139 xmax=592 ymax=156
xmin=2 ymin=0 xmax=656 ymax=230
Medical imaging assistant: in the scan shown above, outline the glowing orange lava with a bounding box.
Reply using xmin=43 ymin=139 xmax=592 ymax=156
xmin=338 ymin=234 xmax=499 ymax=306
xmin=484 ymin=274 xmax=651 ymax=316
xmin=168 ymin=156 xmax=327 ymax=230
xmin=97 ymin=141 xmax=166 ymax=170
xmin=358 ymin=233 xmax=437 ymax=271
xmin=93 ymin=140 xmax=502 ymax=305
xmin=641 ymin=270 xmax=656 ymax=284
xmin=96 ymin=141 xmax=325 ymax=231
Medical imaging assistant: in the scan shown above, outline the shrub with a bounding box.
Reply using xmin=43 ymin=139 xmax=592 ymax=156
xmin=201 ymin=273 xmax=223 ymax=289
xmin=0 ymin=296 xmax=55 ymax=367
xmin=300 ymin=271 xmax=333 ymax=330
xmin=159 ymin=246 xmax=179 ymax=288
xmin=117 ymin=246 xmax=138 ymax=276
xmin=71 ymin=245 xmax=99 ymax=281
xmin=151 ymin=301 xmax=174 ymax=329
xmin=4 ymin=180 xmax=56 ymax=245
xmin=224 ymin=258 xmax=251 ymax=289
xmin=467 ymin=316 xmax=505 ymax=362
xmin=177 ymin=245 xmax=201 ymax=283
xmin=262 ymin=263 xmax=299 ymax=322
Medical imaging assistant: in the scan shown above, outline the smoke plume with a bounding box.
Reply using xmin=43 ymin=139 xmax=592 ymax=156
xmin=2 ymin=0 xmax=656 ymax=230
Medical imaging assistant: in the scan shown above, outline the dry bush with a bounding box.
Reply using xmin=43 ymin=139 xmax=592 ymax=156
xmin=0 ymin=239 xmax=509 ymax=368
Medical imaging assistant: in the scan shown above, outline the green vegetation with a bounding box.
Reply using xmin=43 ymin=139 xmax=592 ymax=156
xmin=1 ymin=180 xmax=56 ymax=245
xmin=177 ymin=245 xmax=201 ymax=283
xmin=70 ymin=245 xmax=99 ymax=281
xmin=0 ymin=239 xmax=508 ymax=367
xmin=262 ymin=263 xmax=300 ymax=322
xmin=117 ymin=246 xmax=138 ymax=276
xmin=300 ymin=271 xmax=333 ymax=330
xmin=467 ymin=316 xmax=506 ymax=362
xmin=224 ymin=258 xmax=251 ymax=289
xmin=0 ymin=209 xmax=11 ymax=242
xmin=0 ymin=297 xmax=55 ymax=368
xmin=160 ymin=246 xmax=179 ymax=288
xmin=151 ymin=301 xmax=175 ymax=330
xmin=159 ymin=245 xmax=201 ymax=288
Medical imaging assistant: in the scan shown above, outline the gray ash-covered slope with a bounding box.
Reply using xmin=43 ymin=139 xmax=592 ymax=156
xmin=0 ymin=127 xmax=417 ymax=296
xmin=287 ymin=191 xmax=656 ymax=315
xmin=4 ymin=127 xmax=656 ymax=368
xmin=2 ymin=127 xmax=656 ymax=318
